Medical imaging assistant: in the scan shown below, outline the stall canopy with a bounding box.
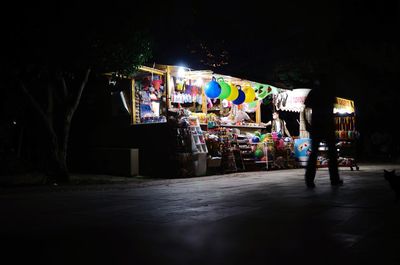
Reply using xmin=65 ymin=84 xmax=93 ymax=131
xmin=275 ymin=89 xmax=311 ymax=112
xmin=274 ymin=89 xmax=355 ymax=114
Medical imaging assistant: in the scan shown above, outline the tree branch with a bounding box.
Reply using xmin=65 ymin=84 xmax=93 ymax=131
xmin=19 ymin=80 xmax=57 ymax=137
xmin=47 ymin=84 xmax=54 ymax=128
xmin=68 ymin=68 xmax=91 ymax=119
xmin=60 ymin=75 xmax=68 ymax=99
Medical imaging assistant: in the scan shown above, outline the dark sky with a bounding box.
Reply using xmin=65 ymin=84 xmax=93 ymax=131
xmin=4 ymin=0 xmax=400 ymax=129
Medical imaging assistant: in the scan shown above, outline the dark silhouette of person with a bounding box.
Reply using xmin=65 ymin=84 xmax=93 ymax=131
xmin=304 ymin=74 xmax=343 ymax=188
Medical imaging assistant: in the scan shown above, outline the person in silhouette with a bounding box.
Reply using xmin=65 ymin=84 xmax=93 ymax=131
xmin=304 ymin=74 xmax=343 ymax=188
xmin=265 ymin=111 xmax=291 ymax=137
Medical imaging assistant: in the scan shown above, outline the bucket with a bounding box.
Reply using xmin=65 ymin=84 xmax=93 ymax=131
xmin=294 ymin=138 xmax=311 ymax=167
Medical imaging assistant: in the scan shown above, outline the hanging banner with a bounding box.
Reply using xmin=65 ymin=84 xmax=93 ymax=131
xmin=275 ymin=88 xmax=311 ymax=112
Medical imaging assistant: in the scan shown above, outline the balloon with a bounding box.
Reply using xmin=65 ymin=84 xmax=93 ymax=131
xmin=226 ymin=83 xmax=239 ymax=101
xmin=254 ymin=149 xmax=263 ymax=158
xmin=252 ymin=136 xmax=260 ymax=143
xmin=217 ymin=78 xmax=231 ymax=99
xmin=243 ymin=86 xmax=256 ymax=103
xmin=205 ymin=77 xmax=221 ymax=98
xmin=232 ymin=88 xmax=245 ymax=105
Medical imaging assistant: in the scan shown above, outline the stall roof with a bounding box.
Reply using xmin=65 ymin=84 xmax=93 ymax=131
xmin=150 ymin=63 xmax=285 ymax=92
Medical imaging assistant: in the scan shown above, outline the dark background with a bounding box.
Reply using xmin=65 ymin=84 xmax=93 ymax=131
xmin=2 ymin=0 xmax=400 ymax=174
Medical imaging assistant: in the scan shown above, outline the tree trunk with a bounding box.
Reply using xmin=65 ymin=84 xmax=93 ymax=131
xmin=54 ymin=116 xmax=72 ymax=183
xmin=51 ymin=68 xmax=90 ymax=183
xmin=20 ymin=68 xmax=91 ymax=184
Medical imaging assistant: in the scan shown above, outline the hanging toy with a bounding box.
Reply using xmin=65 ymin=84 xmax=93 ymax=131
xmin=217 ymin=77 xmax=231 ymax=99
xmin=243 ymin=85 xmax=256 ymax=103
xmin=226 ymin=83 xmax=239 ymax=101
xmin=205 ymin=77 xmax=221 ymax=98
xmin=232 ymin=86 xmax=245 ymax=105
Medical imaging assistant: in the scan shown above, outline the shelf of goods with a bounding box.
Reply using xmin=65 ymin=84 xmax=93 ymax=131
xmin=234 ymin=135 xmax=267 ymax=171
xmin=316 ymin=142 xmax=359 ymax=171
xmin=189 ymin=116 xmax=208 ymax=176
xmin=190 ymin=125 xmax=208 ymax=154
xmin=332 ymin=113 xmax=359 ymax=170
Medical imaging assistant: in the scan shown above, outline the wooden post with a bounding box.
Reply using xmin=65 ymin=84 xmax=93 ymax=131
xmin=131 ymin=79 xmax=136 ymax=124
xmin=299 ymin=109 xmax=310 ymax=138
xmin=202 ymin=86 xmax=207 ymax=114
xmin=166 ymin=66 xmax=171 ymax=110
xmin=256 ymin=100 xmax=261 ymax=124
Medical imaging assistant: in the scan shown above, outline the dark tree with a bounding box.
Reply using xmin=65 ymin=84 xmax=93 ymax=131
xmin=2 ymin=4 xmax=152 ymax=182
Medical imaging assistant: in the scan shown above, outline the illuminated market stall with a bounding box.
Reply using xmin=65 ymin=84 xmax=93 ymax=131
xmin=110 ymin=64 xmax=358 ymax=176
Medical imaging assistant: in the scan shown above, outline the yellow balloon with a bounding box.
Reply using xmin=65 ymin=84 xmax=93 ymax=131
xmin=226 ymin=83 xmax=239 ymax=101
xmin=243 ymin=86 xmax=256 ymax=103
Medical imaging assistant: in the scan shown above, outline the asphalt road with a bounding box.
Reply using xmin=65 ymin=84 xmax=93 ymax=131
xmin=1 ymin=164 xmax=400 ymax=265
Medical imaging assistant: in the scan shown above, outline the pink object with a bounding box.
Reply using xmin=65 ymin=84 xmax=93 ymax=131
xmin=275 ymin=139 xmax=285 ymax=151
xmin=152 ymin=80 xmax=162 ymax=90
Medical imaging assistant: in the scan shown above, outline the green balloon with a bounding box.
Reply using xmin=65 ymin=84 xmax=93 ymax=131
xmin=218 ymin=78 xmax=231 ymax=99
xmin=254 ymin=149 xmax=263 ymax=158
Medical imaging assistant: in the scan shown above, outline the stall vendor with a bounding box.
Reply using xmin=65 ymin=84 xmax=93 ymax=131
xmin=265 ymin=111 xmax=291 ymax=137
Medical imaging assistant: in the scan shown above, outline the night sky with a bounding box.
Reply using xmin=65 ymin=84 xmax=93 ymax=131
xmin=3 ymin=0 xmax=400 ymax=151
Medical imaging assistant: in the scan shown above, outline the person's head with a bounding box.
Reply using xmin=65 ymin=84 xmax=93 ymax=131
xmin=272 ymin=112 xmax=279 ymax=120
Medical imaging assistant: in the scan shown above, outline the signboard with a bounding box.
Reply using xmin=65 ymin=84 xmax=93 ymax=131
xmin=275 ymin=90 xmax=355 ymax=114
xmin=275 ymin=88 xmax=311 ymax=112
xmin=334 ymin=97 xmax=355 ymax=114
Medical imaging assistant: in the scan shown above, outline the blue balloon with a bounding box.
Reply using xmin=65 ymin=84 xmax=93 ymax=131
xmin=232 ymin=89 xmax=245 ymax=105
xmin=205 ymin=79 xmax=221 ymax=98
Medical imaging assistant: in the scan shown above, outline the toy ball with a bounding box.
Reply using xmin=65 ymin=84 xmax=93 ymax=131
xmin=243 ymin=86 xmax=256 ymax=103
xmin=205 ymin=77 xmax=221 ymax=98
xmin=217 ymin=78 xmax=231 ymax=100
xmin=252 ymin=136 xmax=260 ymax=143
xmin=254 ymin=149 xmax=264 ymax=158
xmin=232 ymin=88 xmax=245 ymax=105
xmin=226 ymin=83 xmax=239 ymax=101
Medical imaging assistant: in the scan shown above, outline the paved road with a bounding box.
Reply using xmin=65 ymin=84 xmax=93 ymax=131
xmin=1 ymin=164 xmax=400 ymax=265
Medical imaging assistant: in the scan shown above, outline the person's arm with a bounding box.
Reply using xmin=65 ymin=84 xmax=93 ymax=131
xmin=283 ymin=121 xmax=291 ymax=138
xmin=264 ymin=120 xmax=271 ymax=127
xmin=303 ymin=108 xmax=312 ymax=133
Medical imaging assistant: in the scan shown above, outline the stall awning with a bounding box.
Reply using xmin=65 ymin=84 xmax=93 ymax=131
xmin=275 ymin=90 xmax=355 ymax=114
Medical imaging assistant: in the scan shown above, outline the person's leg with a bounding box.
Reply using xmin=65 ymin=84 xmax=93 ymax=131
xmin=305 ymin=137 xmax=319 ymax=187
xmin=327 ymin=137 xmax=342 ymax=185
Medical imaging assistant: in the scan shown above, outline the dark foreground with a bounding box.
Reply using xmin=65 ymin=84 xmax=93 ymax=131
xmin=1 ymin=164 xmax=400 ymax=265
